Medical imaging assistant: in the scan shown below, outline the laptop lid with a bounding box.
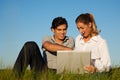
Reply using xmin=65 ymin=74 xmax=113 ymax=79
xmin=57 ymin=50 xmax=91 ymax=74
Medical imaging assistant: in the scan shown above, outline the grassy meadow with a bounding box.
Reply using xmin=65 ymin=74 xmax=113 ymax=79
xmin=0 ymin=66 xmax=120 ymax=80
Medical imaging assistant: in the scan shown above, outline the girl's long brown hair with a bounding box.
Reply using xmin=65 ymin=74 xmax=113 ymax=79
xmin=75 ymin=13 xmax=100 ymax=36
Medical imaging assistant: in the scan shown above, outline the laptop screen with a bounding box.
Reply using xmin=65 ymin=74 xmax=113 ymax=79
xmin=57 ymin=50 xmax=91 ymax=74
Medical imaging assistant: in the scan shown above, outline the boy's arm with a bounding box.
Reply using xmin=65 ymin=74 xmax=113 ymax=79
xmin=42 ymin=41 xmax=73 ymax=52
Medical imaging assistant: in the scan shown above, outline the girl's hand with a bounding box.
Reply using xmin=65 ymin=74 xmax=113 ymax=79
xmin=84 ymin=65 xmax=96 ymax=73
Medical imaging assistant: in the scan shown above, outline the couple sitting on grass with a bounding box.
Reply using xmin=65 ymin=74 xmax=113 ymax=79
xmin=13 ymin=13 xmax=111 ymax=77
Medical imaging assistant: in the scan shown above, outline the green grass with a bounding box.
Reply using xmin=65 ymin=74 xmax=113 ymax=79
xmin=0 ymin=66 xmax=120 ymax=80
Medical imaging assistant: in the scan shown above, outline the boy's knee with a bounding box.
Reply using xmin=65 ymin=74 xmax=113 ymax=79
xmin=24 ymin=41 xmax=37 ymax=46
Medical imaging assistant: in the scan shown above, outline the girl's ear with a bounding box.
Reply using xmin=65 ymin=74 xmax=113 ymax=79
xmin=88 ymin=22 xmax=92 ymax=28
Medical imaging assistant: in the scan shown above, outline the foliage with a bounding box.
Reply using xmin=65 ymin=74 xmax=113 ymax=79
xmin=0 ymin=67 xmax=120 ymax=80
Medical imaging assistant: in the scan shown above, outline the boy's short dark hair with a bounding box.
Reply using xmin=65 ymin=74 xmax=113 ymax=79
xmin=51 ymin=17 xmax=68 ymax=29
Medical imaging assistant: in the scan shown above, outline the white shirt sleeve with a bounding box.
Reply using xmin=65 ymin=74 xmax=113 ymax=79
xmin=95 ymin=40 xmax=111 ymax=72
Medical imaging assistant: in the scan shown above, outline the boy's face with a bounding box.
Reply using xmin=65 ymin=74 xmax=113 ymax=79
xmin=52 ymin=24 xmax=67 ymax=43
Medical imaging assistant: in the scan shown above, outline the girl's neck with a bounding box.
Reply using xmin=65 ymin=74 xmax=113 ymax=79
xmin=83 ymin=34 xmax=96 ymax=42
xmin=83 ymin=36 xmax=91 ymax=42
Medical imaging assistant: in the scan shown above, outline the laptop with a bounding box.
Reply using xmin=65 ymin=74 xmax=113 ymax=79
xmin=57 ymin=50 xmax=91 ymax=74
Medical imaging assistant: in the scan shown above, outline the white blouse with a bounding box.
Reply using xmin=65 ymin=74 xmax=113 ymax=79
xmin=75 ymin=35 xmax=111 ymax=72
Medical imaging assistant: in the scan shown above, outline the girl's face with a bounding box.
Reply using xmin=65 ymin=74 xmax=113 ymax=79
xmin=76 ymin=22 xmax=92 ymax=38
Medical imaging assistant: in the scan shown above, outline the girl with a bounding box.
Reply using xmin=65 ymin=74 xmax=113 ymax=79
xmin=75 ymin=13 xmax=111 ymax=73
